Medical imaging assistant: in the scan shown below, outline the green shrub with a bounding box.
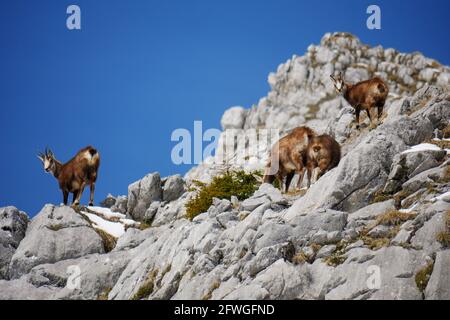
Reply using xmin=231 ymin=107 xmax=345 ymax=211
xmin=185 ymin=170 xmax=261 ymax=220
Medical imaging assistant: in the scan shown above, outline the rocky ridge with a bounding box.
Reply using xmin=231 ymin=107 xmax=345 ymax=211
xmin=0 ymin=33 xmax=449 ymax=300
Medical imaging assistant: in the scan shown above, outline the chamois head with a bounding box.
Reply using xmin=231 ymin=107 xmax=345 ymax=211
xmin=330 ymin=72 xmax=346 ymax=94
xmin=37 ymin=148 xmax=57 ymax=174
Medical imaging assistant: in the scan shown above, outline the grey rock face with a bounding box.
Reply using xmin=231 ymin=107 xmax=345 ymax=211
xmin=30 ymin=251 xmax=133 ymax=300
xmin=8 ymin=205 xmax=104 ymax=279
xmin=0 ymin=207 xmax=29 ymax=279
xmin=384 ymin=149 xmax=447 ymax=193
xmin=2 ymin=33 xmax=450 ymax=300
xmin=425 ymin=250 xmax=450 ymax=300
xmin=100 ymin=194 xmax=116 ymax=208
xmin=221 ymin=106 xmax=247 ymax=130
xmin=162 ymin=175 xmax=186 ymax=202
xmin=0 ymin=277 xmax=58 ymax=300
xmin=127 ymin=172 xmax=162 ymax=221
xmin=110 ymin=195 xmax=128 ymax=214
xmin=324 ymin=246 xmax=423 ymax=300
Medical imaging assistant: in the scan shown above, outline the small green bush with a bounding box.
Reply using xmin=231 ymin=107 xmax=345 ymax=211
xmin=185 ymin=170 xmax=261 ymax=220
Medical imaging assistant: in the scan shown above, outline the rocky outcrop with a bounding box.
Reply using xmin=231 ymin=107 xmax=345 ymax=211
xmin=127 ymin=172 xmax=162 ymax=221
xmin=8 ymin=205 xmax=104 ymax=279
xmin=0 ymin=33 xmax=449 ymax=300
xmin=0 ymin=207 xmax=29 ymax=279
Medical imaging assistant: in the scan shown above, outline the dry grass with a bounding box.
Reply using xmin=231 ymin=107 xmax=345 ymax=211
xmin=442 ymin=124 xmax=450 ymax=139
xmin=370 ymin=192 xmax=393 ymax=204
xmin=426 ymin=139 xmax=450 ymax=150
xmin=130 ymin=269 xmax=159 ymax=300
xmin=94 ymin=228 xmax=117 ymax=253
xmin=375 ymin=210 xmax=416 ymax=227
xmin=360 ymin=236 xmax=391 ymax=250
xmin=415 ymin=262 xmax=434 ymax=293
xmin=201 ymin=281 xmax=221 ymax=300
xmin=356 ymin=210 xmax=416 ymax=251
xmin=324 ymin=254 xmax=347 ymax=267
xmin=436 ymin=211 xmax=450 ymax=248
xmin=292 ymin=252 xmax=311 ymax=265
xmin=436 ymin=232 xmax=450 ymax=248
xmin=46 ymin=224 xmax=64 ymax=231
xmin=323 ymin=240 xmax=349 ymax=267
xmin=285 ymin=189 xmax=308 ymax=197
xmin=96 ymin=288 xmax=112 ymax=300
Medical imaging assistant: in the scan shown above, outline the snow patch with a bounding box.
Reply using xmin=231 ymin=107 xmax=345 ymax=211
xmin=432 ymin=191 xmax=450 ymax=203
xmin=82 ymin=212 xmax=125 ymax=238
xmin=82 ymin=207 xmax=139 ymax=238
xmin=401 ymin=143 xmax=442 ymax=154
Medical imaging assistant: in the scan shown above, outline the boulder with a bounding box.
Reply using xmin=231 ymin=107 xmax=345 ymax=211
xmin=221 ymin=106 xmax=247 ymax=130
xmin=425 ymin=250 xmax=450 ymax=300
xmin=110 ymin=195 xmax=127 ymax=214
xmin=8 ymin=205 xmax=104 ymax=279
xmin=100 ymin=194 xmax=116 ymax=208
xmin=162 ymin=175 xmax=186 ymax=202
xmin=0 ymin=206 xmax=29 ymax=279
xmin=127 ymin=172 xmax=162 ymax=221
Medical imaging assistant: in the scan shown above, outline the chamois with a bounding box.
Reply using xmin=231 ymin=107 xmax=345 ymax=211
xmin=264 ymin=126 xmax=316 ymax=192
xmin=330 ymin=72 xmax=389 ymax=129
xmin=37 ymin=146 xmax=100 ymax=206
xmin=306 ymin=134 xmax=341 ymax=187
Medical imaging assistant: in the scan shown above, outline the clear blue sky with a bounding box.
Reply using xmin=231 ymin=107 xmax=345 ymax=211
xmin=1 ymin=0 xmax=449 ymax=217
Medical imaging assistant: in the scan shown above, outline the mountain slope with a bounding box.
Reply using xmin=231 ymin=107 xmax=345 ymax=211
xmin=0 ymin=33 xmax=449 ymax=300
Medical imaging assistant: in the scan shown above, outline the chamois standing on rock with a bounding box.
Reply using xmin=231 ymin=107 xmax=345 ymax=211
xmin=264 ymin=126 xmax=316 ymax=192
xmin=37 ymin=146 xmax=100 ymax=206
xmin=306 ymin=134 xmax=341 ymax=187
xmin=330 ymin=72 xmax=389 ymax=129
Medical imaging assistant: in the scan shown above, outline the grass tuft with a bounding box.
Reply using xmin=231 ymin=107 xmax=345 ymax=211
xmin=436 ymin=211 xmax=450 ymax=248
xmin=185 ymin=170 xmax=261 ymax=220
xmin=130 ymin=269 xmax=159 ymax=300
xmin=415 ymin=262 xmax=434 ymax=293
xmin=201 ymin=281 xmax=221 ymax=300
xmin=95 ymin=228 xmax=117 ymax=253
xmin=47 ymin=224 xmax=64 ymax=231
xmin=375 ymin=210 xmax=416 ymax=227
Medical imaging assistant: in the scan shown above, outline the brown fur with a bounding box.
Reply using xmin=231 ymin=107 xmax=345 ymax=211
xmin=264 ymin=127 xmax=316 ymax=192
xmin=331 ymin=73 xmax=389 ymax=129
xmin=306 ymin=135 xmax=341 ymax=187
xmin=38 ymin=146 xmax=100 ymax=206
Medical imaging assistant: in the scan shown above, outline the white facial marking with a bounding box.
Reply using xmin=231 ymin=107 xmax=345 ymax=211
xmin=44 ymin=158 xmax=51 ymax=171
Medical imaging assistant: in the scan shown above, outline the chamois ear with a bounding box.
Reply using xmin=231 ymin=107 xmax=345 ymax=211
xmin=46 ymin=148 xmax=55 ymax=159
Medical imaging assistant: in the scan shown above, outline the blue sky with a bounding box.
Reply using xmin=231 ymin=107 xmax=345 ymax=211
xmin=0 ymin=0 xmax=449 ymax=217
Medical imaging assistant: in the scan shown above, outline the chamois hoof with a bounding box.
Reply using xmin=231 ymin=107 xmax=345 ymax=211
xmin=71 ymin=203 xmax=80 ymax=209
xmin=88 ymin=202 xmax=94 ymax=207
xmin=369 ymin=123 xmax=377 ymax=131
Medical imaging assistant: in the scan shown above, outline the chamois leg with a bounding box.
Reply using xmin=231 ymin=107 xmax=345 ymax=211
xmin=296 ymin=168 xmax=305 ymax=190
xmin=73 ymin=182 xmax=86 ymax=207
xmin=377 ymin=103 xmax=384 ymax=124
xmin=285 ymin=172 xmax=295 ymax=193
xmin=366 ymin=108 xmax=376 ymax=130
xmin=72 ymin=190 xmax=79 ymax=204
xmin=306 ymin=165 xmax=313 ymax=188
xmin=63 ymin=190 xmax=69 ymax=206
xmin=355 ymin=108 xmax=361 ymax=130
xmin=89 ymin=182 xmax=95 ymax=206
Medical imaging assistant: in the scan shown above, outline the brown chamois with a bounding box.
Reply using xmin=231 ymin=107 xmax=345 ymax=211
xmin=306 ymin=134 xmax=341 ymax=187
xmin=264 ymin=126 xmax=316 ymax=192
xmin=330 ymin=72 xmax=389 ymax=129
xmin=37 ymin=146 xmax=100 ymax=206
